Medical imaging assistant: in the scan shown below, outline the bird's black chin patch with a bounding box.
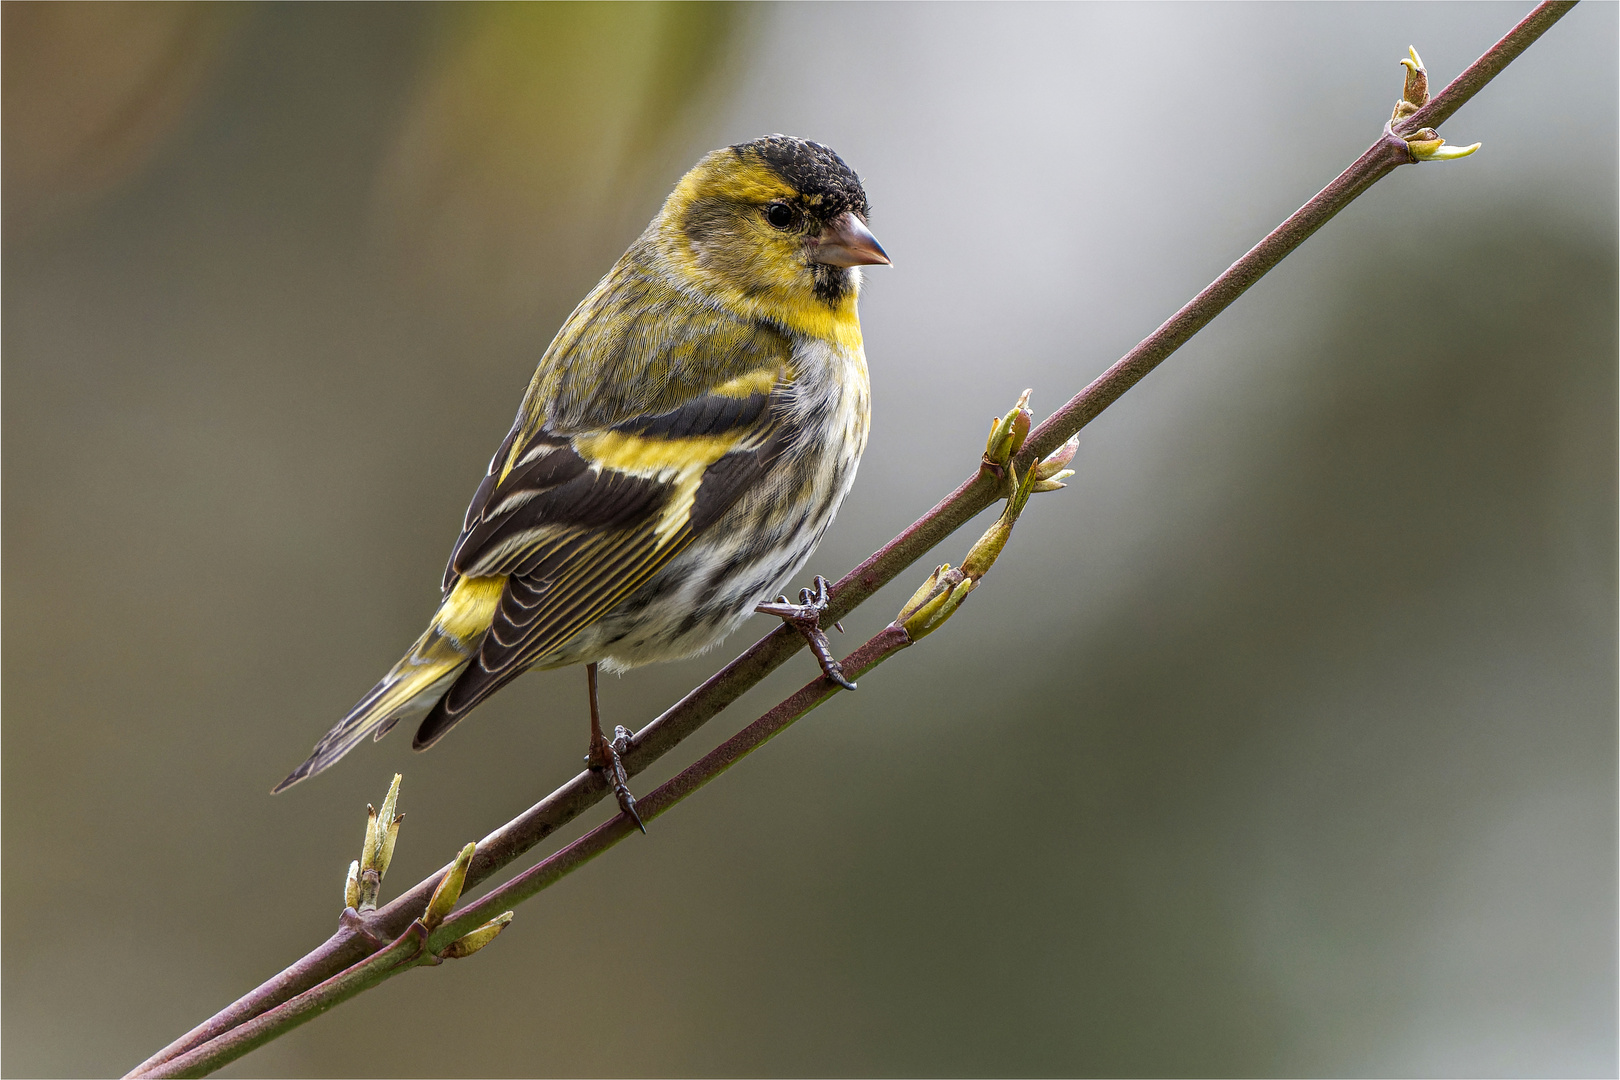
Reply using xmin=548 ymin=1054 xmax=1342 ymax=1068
xmin=811 ymin=263 xmax=855 ymax=305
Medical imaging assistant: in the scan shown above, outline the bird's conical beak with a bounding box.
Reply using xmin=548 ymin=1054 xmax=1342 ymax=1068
xmin=808 ymin=212 xmax=890 ymax=267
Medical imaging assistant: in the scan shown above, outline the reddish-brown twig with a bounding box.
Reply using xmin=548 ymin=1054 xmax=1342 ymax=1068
xmin=127 ymin=5 xmax=1577 ymax=1075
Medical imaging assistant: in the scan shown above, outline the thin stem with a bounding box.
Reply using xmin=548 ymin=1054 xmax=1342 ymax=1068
xmin=145 ymin=625 xmax=917 ymax=1080
xmin=1023 ymin=0 xmax=1578 ymax=467
xmin=141 ymin=925 xmax=432 ymax=1079
xmin=1394 ymin=0 xmax=1576 ymax=136
xmin=126 ymin=5 xmax=1575 ymax=1075
xmin=125 ymin=932 xmax=375 ymax=1078
xmin=429 ymin=624 xmax=913 ymax=949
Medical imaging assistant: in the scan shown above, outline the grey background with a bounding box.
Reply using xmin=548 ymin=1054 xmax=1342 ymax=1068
xmin=4 ymin=2 xmax=1615 ymax=1076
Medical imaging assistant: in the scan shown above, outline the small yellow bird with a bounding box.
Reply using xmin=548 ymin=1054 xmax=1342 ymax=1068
xmin=275 ymin=136 xmax=889 ymax=827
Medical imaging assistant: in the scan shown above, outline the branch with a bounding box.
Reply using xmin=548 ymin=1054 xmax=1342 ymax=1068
xmin=127 ymin=5 xmax=1576 ymax=1075
xmin=143 ymin=434 xmax=1062 ymax=1079
xmin=142 ymin=627 xmax=916 ymax=1079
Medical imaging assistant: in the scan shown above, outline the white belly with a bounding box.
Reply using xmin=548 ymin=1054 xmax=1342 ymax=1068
xmin=558 ymin=335 xmax=869 ymax=672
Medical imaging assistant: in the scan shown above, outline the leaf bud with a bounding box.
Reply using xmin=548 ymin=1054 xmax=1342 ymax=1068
xmin=1400 ymin=46 xmax=1429 ymax=108
xmin=901 ymin=577 xmax=975 ymax=641
xmin=897 ymin=564 xmax=952 ymax=624
xmin=424 ymin=843 xmax=477 ymax=931
xmin=442 ymin=912 xmax=514 ymax=960
xmin=1034 ymin=435 xmax=1079 ymax=481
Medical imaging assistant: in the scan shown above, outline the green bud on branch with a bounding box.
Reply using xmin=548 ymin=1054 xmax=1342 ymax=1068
xmin=896 ymin=564 xmax=952 ymax=625
xmin=355 ymin=774 xmax=404 ymax=912
xmin=983 ymin=389 xmax=1034 ymax=469
xmin=1393 ymin=46 xmax=1480 ymax=161
xmin=900 ymin=568 xmax=975 ymax=641
xmin=1400 ymin=46 xmax=1429 ymax=109
xmin=898 ymin=390 xmax=1076 ymax=641
xmin=424 ymin=843 xmax=477 ymax=931
xmin=441 ymin=912 xmax=514 ymax=960
xmin=1032 ymin=471 xmax=1075 ymax=493
xmin=1407 ymin=131 xmax=1480 ymax=161
xmin=1033 ymin=435 xmax=1079 ymax=482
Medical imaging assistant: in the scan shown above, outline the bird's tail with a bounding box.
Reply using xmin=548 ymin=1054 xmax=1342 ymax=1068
xmin=272 ymin=576 xmax=505 ymax=793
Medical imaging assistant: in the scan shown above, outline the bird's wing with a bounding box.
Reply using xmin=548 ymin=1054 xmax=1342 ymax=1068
xmin=413 ymin=302 xmax=799 ymax=749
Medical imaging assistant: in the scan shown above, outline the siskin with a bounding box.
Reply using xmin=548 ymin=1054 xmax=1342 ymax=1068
xmin=275 ymin=136 xmax=890 ymax=827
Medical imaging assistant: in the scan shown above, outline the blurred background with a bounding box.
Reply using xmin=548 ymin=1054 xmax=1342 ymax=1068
xmin=4 ymin=2 xmax=1615 ymax=1076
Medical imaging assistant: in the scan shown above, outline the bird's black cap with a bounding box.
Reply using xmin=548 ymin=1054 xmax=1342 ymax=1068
xmin=733 ymin=135 xmax=870 ymax=221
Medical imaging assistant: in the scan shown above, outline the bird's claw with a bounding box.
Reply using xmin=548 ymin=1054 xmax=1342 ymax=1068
xmin=755 ymin=575 xmax=856 ymax=690
xmin=586 ymin=727 xmax=646 ymax=833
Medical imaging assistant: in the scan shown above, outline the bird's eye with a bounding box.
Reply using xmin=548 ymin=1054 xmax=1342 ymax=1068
xmin=764 ymin=203 xmax=795 ymax=229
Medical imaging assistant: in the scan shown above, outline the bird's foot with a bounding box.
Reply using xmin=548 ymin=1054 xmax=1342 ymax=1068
xmin=755 ymin=575 xmax=856 ymax=690
xmin=586 ymin=726 xmax=646 ymax=834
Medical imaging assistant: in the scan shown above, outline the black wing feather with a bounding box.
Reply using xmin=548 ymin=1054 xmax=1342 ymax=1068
xmin=412 ymin=383 xmax=792 ymax=750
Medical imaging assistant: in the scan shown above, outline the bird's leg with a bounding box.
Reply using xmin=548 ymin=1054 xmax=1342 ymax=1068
xmin=584 ymin=662 xmax=645 ymax=834
xmin=755 ymin=575 xmax=857 ymax=691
